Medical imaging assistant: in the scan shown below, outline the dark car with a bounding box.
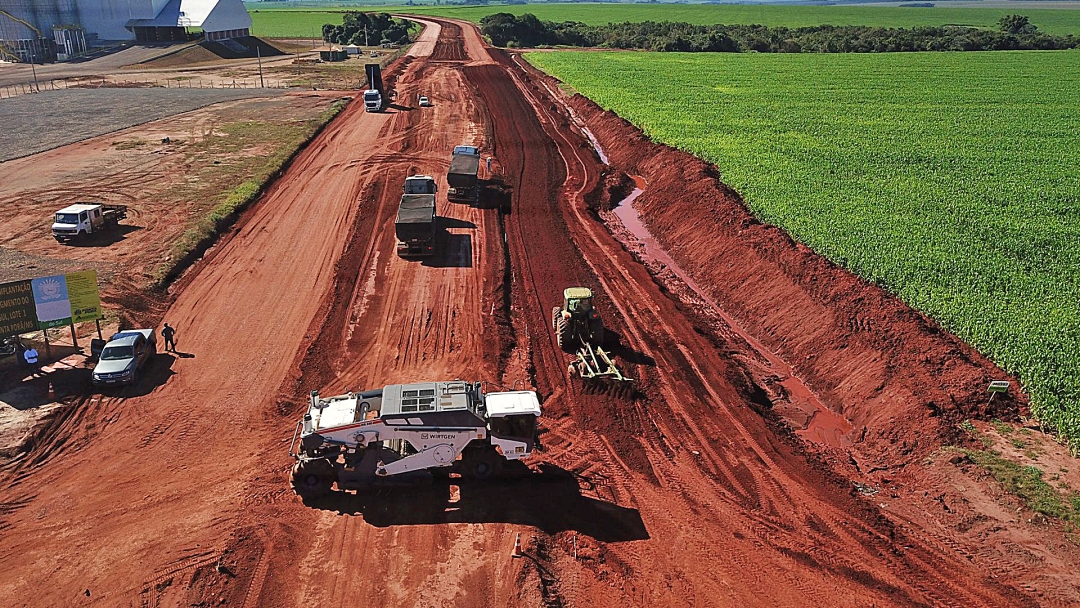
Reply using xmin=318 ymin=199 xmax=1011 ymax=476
xmin=0 ymin=336 xmax=19 ymax=358
xmin=92 ymin=329 xmax=156 ymax=386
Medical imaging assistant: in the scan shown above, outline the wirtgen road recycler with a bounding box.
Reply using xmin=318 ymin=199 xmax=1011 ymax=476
xmin=289 ymin=381 xmax=541 ymax=497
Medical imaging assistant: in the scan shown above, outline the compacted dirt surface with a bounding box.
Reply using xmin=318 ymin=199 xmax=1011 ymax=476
xmin=1 ymin=18 xmax=1077 ymax=607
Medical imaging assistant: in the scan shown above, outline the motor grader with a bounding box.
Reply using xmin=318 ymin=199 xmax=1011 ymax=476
xmin=552 ymin=287 xmax=630 ymax=383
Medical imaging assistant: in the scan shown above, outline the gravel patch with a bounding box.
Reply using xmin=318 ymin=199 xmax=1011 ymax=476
xmin=0 ymin=246 xmax=114 ymax=285
xmin=0 ymin=88 xmax=285 ymax=162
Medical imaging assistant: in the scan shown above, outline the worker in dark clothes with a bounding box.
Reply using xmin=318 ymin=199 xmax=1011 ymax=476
xmin=162 ymin=323 xmax=177 ymax=352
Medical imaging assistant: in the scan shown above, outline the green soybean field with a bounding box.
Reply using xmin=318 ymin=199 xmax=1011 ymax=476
xmin=526 ymin=49 xmax=1080 ymax=444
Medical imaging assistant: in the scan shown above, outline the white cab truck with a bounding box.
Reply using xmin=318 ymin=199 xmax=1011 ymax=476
xmin=52 ymin=203 xmax=127 ymax=243
xmin=289 ymin=380 xmax=541 ymax=497
xmin=364 ymin=63 xmax=384 ymax=112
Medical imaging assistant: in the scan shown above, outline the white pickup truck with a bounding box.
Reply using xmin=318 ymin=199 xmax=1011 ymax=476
xmin=52 ymin=203 xmax=128 ymax=243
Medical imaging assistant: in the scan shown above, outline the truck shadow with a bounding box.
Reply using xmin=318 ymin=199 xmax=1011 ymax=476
xmin=64 ymin=224 xmax=144 ymax=247
xmin=477 ymin=178 xmax=512 ymax=213
xmin=302 ymin=462 xmax=649 ymax=543
xmin=422 ymin=217 xmax=476 ymax=268
xmin=94 ymin=353 xmax=177 ymax=398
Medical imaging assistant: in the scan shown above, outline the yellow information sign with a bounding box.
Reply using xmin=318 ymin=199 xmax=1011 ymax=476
xmin=66 ymin=270 xmax=102 ymax=324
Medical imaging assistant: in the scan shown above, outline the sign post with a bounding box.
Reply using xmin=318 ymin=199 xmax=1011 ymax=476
xmin=988 ymin=380 xmax=1010 ymax=407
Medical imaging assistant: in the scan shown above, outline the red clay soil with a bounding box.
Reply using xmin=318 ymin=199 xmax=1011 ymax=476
xmin=0 ymin=17 xmax=1075 ymax=608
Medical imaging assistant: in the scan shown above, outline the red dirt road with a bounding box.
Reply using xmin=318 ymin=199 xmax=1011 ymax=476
xmin=0 ymin=18 xmax=1075 ymax=608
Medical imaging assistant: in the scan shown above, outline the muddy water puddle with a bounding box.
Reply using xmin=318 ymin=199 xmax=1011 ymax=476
xmin=612 ymin=179 xmax=853 ymax=449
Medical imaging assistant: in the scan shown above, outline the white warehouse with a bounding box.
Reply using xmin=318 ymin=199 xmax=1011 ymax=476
xmin=0 ymin=0 xmax=251 ymax=61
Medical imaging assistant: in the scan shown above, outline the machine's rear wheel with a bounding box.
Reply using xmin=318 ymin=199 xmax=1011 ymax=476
xmin=291 ymin=458 xmax=335 ymax=497
xmin=466 ymin=449 xmax=504 ymax=481
xmin=555 ymin=314 xmax=572 ymax=351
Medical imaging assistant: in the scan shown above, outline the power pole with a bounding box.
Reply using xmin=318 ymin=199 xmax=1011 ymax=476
xmin=257 ymin=45 xmax=265 ymax=88
xmin=29 ymin=42 xmax=40 ymax=93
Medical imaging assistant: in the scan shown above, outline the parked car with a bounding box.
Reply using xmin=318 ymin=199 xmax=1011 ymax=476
xmin=92 ymin=329 xmax=156 ymax=387
xmin=418 ymin=96 xmax=432 ymax=107
xmin=0 ymin=336 xmax=19 ymax=358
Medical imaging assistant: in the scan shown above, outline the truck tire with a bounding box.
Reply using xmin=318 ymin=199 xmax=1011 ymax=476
xmin=291 ymin=458 xmax=335 ymax=497
xmin=551 ymin=306 xmax=561 ymax=331
xmin=466 ymin=449 xmax=503 ymax=481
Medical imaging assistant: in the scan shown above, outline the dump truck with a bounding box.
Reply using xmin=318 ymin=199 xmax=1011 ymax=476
xmin=364 ymin=63 xmax=384 ymax=112
xmin=289 ymin=380 xmax=542 ymax=496
xmin=447 ymin=145 xmax=481 ymax=204
xmin=396 ymin=175 xmax=438 ymax=257
xmin=52 ymin=202 xmax=127 ymax=243
xmin=553 ymin=287 xmax=631 ymax=383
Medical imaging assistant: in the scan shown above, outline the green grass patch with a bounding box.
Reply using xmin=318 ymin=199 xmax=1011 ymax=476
xmin=250 ymin=10 xmax=345 ymax=38
xmin=249 ymin=5 xmax=1080 ymax=37
xmin=962 ymin=448 xmax=1080 ymax=525
xmin=154 ymin=99 xmax=348 ymax=288
xmin=111 ymin=139 xmax=147 ymax=150
xmin=526 ymin=50 xmax=1080 ymax=445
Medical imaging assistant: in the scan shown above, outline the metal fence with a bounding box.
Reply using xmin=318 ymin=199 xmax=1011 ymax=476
xmin=0 ymin=75 xmax=367 ymax=99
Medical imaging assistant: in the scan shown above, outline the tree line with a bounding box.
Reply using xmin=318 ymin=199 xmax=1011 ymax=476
xmin=479 ymin=13 xmax=1079 ymax=53
xmin=322 ymin=12 xmax=412 ymax=46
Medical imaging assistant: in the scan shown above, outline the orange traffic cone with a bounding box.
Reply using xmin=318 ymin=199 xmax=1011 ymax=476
xmin=47 ymin=382 xmax=56 ymax=401
xmin=511 ymin=533 xmax=523 ymax=559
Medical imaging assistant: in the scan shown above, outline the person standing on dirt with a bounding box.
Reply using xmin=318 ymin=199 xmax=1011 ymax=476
xmin=23 ymin=344 xmax=40 ymax=377
xmin=162 ymin=323 xmax=177 ymax=353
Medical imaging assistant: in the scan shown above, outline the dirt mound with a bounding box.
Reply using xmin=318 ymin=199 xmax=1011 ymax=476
xmin=138 ymin=43 xmax=223 ymax=68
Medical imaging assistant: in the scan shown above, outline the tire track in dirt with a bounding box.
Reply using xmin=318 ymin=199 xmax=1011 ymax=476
xmin=461 ymin=29 xmax=1035 ymax=605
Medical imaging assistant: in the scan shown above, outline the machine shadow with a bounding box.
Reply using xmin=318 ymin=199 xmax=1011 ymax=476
xmin=477 ymin=178 xmax=512 ymax=213
xmin=422 ymin=220 xmax=473 ymax=268
xmin=66 ymin=225 xmax=144 ymax=247
xmin=302 ymin=462 xmax=649 ymax=543
xmin=603 ymin=328 xmax=656 ymax=367
xmin=96 ymin=354 xmax=176 ymax=398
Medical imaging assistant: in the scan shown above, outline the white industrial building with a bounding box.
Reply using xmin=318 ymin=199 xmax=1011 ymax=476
xmin=0 ymin=0 xmax=251 ymax=61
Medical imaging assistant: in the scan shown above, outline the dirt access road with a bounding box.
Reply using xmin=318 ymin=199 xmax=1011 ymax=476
xmin=0 ymin=17 xmax=1073 ymax=607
